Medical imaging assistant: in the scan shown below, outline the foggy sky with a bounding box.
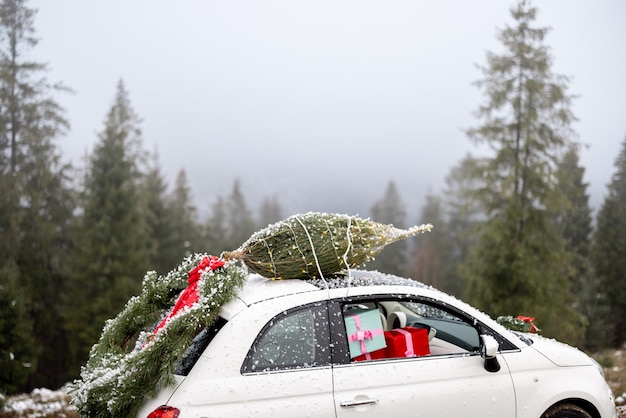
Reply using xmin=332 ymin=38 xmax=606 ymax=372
xmin=30 ymin=0 xmax=626 ymax=223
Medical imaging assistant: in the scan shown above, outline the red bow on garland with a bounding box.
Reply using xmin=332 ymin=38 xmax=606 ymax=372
xmin=516 ymin=315 xmax=541 ymax=333
xmin=152 ymin=255 xmax=225 ymax=335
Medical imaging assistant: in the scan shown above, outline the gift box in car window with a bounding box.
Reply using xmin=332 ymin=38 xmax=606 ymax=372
xmin=344 ymin=309 xmax=387 ymax=358
xmin=385 ymin=326 xmax=430 ymax=358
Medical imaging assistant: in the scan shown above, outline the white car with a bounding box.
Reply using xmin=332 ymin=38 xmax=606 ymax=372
xmin=137 ymin=270 xmax=617 ymax=418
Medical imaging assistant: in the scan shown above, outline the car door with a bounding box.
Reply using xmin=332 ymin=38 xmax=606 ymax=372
xmin=167 ymin=300 xmax=336 ymax=417
xmin=238 ymin=302 xmax=336 ymax=417
xmin=331 ymin=297 xmax=516 ymax=417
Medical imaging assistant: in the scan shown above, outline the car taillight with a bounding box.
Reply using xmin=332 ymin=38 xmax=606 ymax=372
xmin=147 ymin=405 xmax=180 ymax=418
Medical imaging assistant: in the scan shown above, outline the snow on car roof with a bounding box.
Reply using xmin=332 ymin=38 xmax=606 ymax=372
xmin=307 ymin=269 xmax=431 ymax=290
xmin=233 ymin=273 xmax=320 ymax=306
xmin=232 ymin=269 xmax=433 ymax=308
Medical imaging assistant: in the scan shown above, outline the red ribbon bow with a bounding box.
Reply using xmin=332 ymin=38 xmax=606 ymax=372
xmin=152 ymin=256 xmax=225 ymax=335
xmin=516 ymin=315 xmax=540 ymax=333
xmin=349 ymin=315 xmax=378 ymax=355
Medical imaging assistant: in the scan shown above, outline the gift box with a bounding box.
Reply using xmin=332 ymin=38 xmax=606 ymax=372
xmin=353 ymin=347 xmax=388 ymax=362
xmin=385 ymin=326 xmax=430 ymax=358
xmin=344 ymin=309 xmax=387 ymax=358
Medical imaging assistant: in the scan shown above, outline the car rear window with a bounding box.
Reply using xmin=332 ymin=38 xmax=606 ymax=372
xmin=242 ymin=303 xmax=331 ymax=373
xmin=174 ymin=316 xmax=228 ymax=376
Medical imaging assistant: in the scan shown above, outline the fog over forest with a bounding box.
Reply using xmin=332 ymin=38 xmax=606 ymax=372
xmin=30 ymin=0 xmax=626 ymax=222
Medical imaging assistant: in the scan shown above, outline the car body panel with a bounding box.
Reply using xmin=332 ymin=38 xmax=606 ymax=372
xmin=136 ymin=375 xmax=185 ymax=417
xmin=235 ymin=274 xmax=320 ymax=306
xmin=333 ymin=353 xmax=516 ymax=417
xmin=527 ymin=334 xmax=595 ymax=366
xmin=502 ymin=346 xmax=616 ymax=418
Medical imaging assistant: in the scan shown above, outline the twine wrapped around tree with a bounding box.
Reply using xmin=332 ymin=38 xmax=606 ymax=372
xmin=223 ymin=212 xmax=433 ymax=280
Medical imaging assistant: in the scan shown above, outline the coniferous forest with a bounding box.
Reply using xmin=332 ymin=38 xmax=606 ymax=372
xmin=1 ymin=0 xmax=625 ymax=398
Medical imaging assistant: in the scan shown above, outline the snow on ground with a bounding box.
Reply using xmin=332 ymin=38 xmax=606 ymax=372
xmin=0 ymin=385 xmax=78 ymax=418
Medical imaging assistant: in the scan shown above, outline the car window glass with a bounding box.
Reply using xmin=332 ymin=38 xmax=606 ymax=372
xmin=401 ymin=301 xmax=480 ymax=353
xmin=175 ymin=316 xmax=228 ymax=376
xmin=341 ymin=298 xmax=480 ymax=363
xmin=243 ymin=303 xmax=330 ymax=373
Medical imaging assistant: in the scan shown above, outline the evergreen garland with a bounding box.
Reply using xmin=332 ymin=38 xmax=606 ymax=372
xmin=223 ymin=212 xmax=432 ymax=280
xmin=71 ymin=253 xmax=246 ymax=418
xmin=497 ymin=315 xmax=541 ymax=333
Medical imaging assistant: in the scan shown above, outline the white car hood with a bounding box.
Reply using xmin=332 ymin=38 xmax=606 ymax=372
xmin=527 ymin=334 xmax=593 ymax=367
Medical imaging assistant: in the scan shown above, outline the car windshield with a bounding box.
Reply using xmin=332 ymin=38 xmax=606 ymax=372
xmin=511 ymin=331 xmax=534 ymax=346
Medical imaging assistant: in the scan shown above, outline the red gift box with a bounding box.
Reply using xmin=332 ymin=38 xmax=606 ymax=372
xmin=353 ymin=347 xmax=388 ymax=362
xmin=352 ymin=326 xmax=430 ymax=362
xmin=384 ymin=326 xmax=430 ymax=358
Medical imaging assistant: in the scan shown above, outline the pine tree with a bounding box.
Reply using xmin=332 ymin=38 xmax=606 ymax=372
xmin=462 ymin=0 xmax=584 ymax=343
xmin=63 ymin=80 xmax=148 ymax=374
xmin=369 ymin=181 xmax=407 ymax=276
xmin=142 ymin=150 xmax=173 ymax=275
xmin=258 ymin=195 xmax=283 ymax=228
xmin=0 ymin=267 xmax=37 ymax=394
xmin=225 ymin=179 xmax=256 ymax=251
xmin=553 ymin=147 xmax=592 ymax=267
xmin=552 ymin=146 xmax=597 ymax=347
xmin=442 ymin=155 xmax=483 ymax=296
xmin=204 ymin=196 xmax=228 ymax=255
xmin=165 ymin=169 xmax=202 ymax=266
xmin=0 ymin=0 xmax=75 ymax=390
xmin=406 ymin=194 xmax=447 ymax=289
xmin=18 ymin=132 xmax=75 ymax=388
xmin=591 ymin=136 xmax=626 ymax=347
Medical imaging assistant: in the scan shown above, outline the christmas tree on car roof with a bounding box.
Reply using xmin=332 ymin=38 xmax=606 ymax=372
xmin=224 ymin=212 xmax=433 ymax=280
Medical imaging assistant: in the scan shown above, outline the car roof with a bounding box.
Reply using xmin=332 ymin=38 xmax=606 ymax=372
xmin=307 ymin=269 xmax=433 ymax=291
xmin=234 ymin=273 xmax=321 ymax=306
xmin=222 ymin=269 xmax=436 ymax=314
xmin=239 ymin=269 xmax=433 ymax=303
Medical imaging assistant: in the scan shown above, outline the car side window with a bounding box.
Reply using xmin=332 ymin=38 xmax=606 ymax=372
xmin=339 ymin=298 xmax=481 ymax=363
xmin=242 ymin=303 xmax=330 ymax=373
xmin=402 ymin=301 xmax=480 ymax=354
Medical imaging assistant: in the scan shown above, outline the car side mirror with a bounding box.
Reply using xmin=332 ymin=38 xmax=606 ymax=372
xmin=480 ymin=334 xmax=501 ymax=373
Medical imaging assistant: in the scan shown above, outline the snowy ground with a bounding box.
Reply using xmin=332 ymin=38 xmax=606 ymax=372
xmin=0 ymin=384 xmax=78 ymax=418
xmin=602 ymin=346 xmax=626 ymax=417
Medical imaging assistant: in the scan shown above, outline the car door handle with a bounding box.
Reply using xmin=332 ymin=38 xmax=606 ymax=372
xmin=340 ymin=398 xmax=379 ymax=408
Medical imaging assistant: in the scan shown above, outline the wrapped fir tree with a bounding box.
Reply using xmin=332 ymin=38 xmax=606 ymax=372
xmin=223 ymin=212 xmax=432 ymax=280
